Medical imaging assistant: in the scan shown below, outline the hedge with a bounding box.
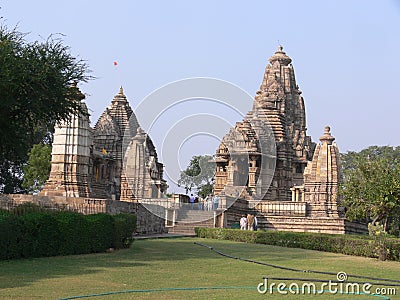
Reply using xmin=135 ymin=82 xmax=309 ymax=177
xmin=195 ymin=228 xmax=400 ymax=261
xmin=54 ymin=212 xmax=91 ymax=255
xmin=0 ymin=207 xmax=137 ymax=260
xmin=19 ymin=212 xmax=61 ymax=258
xmin=0 ymin=214 xmax=22 ymax=259
xmin=86 ymin=213 xmax=115 ymax=253
xmin=112 ymin=213 xmax=137 ymax=249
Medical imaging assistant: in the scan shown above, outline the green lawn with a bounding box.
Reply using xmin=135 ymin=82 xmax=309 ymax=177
xmin=0 ymin=237 xmax=399 ymax=299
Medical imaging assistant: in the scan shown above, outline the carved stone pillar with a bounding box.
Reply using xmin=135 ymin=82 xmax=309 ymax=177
xmin=226 ymin=161 xmax=234 ymax=186
xmin=41 ymin=86 xmax=90 ymax=197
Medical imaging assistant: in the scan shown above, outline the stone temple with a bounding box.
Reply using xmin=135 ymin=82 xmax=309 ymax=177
xmin=210 ymin=46 xmax=366 ymax=234
xmin=214 ymin=46 xmax=315 ymax=201
xmin=40 ymin=86 xmax=168 ymax=201
xmin=34 ymin=46 xmax=366 ymax=235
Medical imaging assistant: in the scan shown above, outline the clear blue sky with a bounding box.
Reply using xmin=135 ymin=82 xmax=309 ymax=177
xmin=2 ymin=0 xmax=400 ymax=191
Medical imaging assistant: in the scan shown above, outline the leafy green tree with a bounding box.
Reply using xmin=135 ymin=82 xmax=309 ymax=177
xmin=0 ymin=25 xmax=90 ymax=193
xmin=178 ymin=155 xmax=215 ymax=196
xmin=340 ymin=146 xmax=400 ymax=233
xmin=22 ymin=143 xmax=52 ymax=193
xmin=340 ymin=146 xmax=400 ymax=174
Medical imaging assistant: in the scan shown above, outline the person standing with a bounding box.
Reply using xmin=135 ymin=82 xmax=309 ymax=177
xmin=189 ymin=194 xmax=195 ymax=209
xmin=198 ymin=195 xmax=203 ymax=210
xmin=213 ymin=194 xmax=219 ymax=210
xmin=240 ymin=215 xmax=247 ymax=230
xmin=207 ymin=194 xmax=213 ymax=211
xmin=253 ymin=214 xmax=258 ymax=231
xmin=247 ymin=213 xmax=255 ymax=231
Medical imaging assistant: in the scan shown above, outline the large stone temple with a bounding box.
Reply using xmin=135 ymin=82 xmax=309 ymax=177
xmin=40 ymin=86 xmax=168 ymax=201
xmin=214 ymin=46 xmax=315 ymax=201
xmin=211 ymin=46 xmax=366 ymax=234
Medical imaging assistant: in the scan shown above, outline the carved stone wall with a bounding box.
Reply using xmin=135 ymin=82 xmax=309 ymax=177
xmin=224 ymin=197 xmax=367 ymax=234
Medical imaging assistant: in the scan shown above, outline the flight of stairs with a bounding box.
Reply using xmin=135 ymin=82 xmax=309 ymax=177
xmin=168 ymin=207 xmax=216 ymax=235
xmin=89 ymin=182 xmax=111 ymax=199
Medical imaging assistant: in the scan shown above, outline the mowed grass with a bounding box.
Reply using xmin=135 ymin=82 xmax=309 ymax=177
xmin=0 ymin=237 xmax=399 ymax=300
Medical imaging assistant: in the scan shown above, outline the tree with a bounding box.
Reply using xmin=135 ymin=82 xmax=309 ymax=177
xmin=21 ymin=143 xmax=52 ymax=194
xmin=340 ymin=146 xmax=400 ymax=175
xmin=178 ymin=155 xmax=215 ymax=196
xmin=340 ymin=146 xmax=400 ymax=234
xmin=0 ymin=25 xmax=90 ymax=193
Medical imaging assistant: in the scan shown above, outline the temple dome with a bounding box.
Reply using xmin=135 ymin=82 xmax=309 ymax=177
xmin=319 ymin=126 xmax=335 ymax=145
xmin=269 ymin=45 xmax=292 ymax=66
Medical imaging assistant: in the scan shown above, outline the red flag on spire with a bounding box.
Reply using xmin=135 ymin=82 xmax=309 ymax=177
xmin=113 ymin=61 xmax=118 ymax=66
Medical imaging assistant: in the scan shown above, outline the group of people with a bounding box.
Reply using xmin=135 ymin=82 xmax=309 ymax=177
xmin=240 ymin=214 xmax=258 ymax=231
xmin=189 ymin=194 xmax=219 ymax=210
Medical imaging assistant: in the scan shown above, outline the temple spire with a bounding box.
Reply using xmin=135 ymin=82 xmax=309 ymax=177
xmin=112 ymin=86 xmax=128 ymax=104
xmin=268 ymin=45 xmax=292 ymax=66
xmin=319 ymin=126 xmax=335 ymax=145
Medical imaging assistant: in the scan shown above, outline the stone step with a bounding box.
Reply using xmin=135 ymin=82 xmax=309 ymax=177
xmin=168 ymin=228 xmax=197 ymax=235
xmin=89 ymin=182 xmax=110 ymax=199
xmin=176 ymin=218 xmax=213 ymax=222
xmin=175 ymin=217 xmax=214 ymax=223
xmin=176 ymin=212 xmax=216 ymax=216
xmin=176 ymin=216 xmax=214 ymax=223
xmin=175 ymin=210 xmax=215 ymax=222
xmin=168 ymin=217 xmax=215 ymax=235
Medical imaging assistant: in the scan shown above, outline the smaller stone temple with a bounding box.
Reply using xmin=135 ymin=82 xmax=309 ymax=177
xmin=302 ymin=126 xmax=344 ymax=218
xmin=41 ymin=86 xmax=168 ymax=201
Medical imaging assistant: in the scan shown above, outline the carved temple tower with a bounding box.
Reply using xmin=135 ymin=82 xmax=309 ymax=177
xmin=41 ymin=85 xmax=91 ymax=197
xmin=215 ymin=46 xmax=315 ymax=200
xmin=42 ymin=86 xmax=167 ymax=201
xmin=92 ymin=87 xmax=139 ymax=200
xmin=92 ymin=87 xmax=167 ymax=201
xmin=214 ymin=48 xmax=362 ymax=233
xmin=302 ymin=126 xmax=344 ymax=218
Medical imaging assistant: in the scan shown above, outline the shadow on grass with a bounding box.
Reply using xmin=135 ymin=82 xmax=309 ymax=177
xmin=0 ymin=249 xmax=147 ymax=290
xmin=0 ymin=237 xmax=350 ymax=291
xmin=0 ymin=237 xmax=225 ymax=290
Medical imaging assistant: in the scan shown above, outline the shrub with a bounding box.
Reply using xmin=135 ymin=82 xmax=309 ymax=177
xmin=0 ymin=214 xmax=22 ymax=259
xmin=112 ymin=213 xmax=137 ymax=249
xmin=11 ymin=202 xmax=44 ymax=216
xmin=0 ymin=209 xmax=11 ymax=217
xmin=195 ymin=228 xmax=400 ymax=261
xmin=54 ymin=212 xmax=91 ymax=255
xmin=85 ymin=213 xmax=114 ymax=252
xmin=0 ymin=204 xmax=139 ymax=260
xmin=19 ymin=212 xmax=61 ymax=258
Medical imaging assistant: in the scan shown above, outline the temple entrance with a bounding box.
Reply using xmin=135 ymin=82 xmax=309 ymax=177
xmin=233 ymin=155 xmax=249 ymax=187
